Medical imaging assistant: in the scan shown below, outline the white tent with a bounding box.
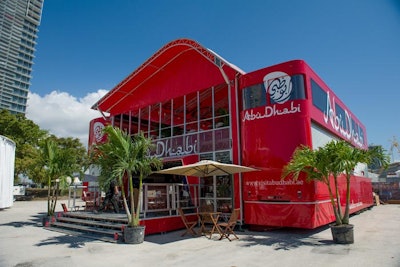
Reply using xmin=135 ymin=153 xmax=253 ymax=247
xmin=0 ymin=135 xmax=15 ymax=209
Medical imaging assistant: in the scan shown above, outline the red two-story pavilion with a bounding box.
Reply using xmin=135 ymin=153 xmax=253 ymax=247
xmin=88 ymin=38 xmax=372 ymax=234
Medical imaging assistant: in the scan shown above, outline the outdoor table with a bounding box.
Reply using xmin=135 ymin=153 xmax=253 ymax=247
xmin=68 ymin=185 xmax=86 ymax=211
xmin=197 ymin=211 xmax=222 ymax=238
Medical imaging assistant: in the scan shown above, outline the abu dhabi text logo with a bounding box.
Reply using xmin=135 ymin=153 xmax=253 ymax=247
xmin=263 ymin=71 xmax=292 ymax=104
xmin=242 ymin=71 xmax=300 ymax=122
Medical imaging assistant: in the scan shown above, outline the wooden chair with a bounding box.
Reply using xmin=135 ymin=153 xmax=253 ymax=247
xmin=217 ymin=208 xmax=240 ymax=241
xmin=82 ymin=191 xmax=95 ymax=211
xmin=178 ymin=208 xmax=198 ymax=237
xmin=61 ymin=203 xmax=69 ymax=212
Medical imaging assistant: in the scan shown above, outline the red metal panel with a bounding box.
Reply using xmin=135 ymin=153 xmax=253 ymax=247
xmin=88 ymin=117 xmax=110 ymax=148
xmin=141 ymin=214 xmax=196 ymax=235
xmin=239 ymin=60 xmax=373 ymax=229
xmin=94 ymin=39 xmax=243 ymax=116
xmin=244 ymin=201 xmax=320 ymax=229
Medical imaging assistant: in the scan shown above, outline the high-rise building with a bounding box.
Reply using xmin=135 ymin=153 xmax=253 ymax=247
xmin=0 ymin=0 xmax=43 ymax=114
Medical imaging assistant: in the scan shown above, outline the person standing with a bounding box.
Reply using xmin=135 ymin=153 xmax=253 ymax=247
xmin=97 ymin=179 xmax=120 ymax=213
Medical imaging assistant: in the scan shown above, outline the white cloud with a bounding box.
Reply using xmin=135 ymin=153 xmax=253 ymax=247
xmin=26 ymin=90 xmax=108 ymax=148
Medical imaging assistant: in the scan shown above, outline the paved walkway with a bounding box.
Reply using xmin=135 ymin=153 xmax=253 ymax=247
xmin=0 ymin=200 xmax=399 ymax=267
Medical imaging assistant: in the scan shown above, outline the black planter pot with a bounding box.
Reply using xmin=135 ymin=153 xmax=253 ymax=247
xmin=330 ymin=224 xmax=354 ymax=244
xmin=124 ymin=225 xmax=146 ymax=244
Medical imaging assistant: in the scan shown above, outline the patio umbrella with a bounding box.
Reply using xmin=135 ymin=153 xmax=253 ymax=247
xmin=155 ymin=160 xmax=258 ymax=177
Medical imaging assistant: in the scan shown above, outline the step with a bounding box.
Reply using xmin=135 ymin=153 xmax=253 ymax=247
xmin=62 ymin=212 xmax=128 ymax=224
xmin=51 ymin=221 xmax=121 ymax=237
xmin=46 ymin=227 xmax=119 ymax=243
xmin=56 ymin=216 xmax=125 ymax=230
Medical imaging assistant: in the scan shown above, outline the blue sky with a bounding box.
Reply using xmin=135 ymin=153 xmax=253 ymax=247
xmin=27 ymin=0 xmax=400 ymax=161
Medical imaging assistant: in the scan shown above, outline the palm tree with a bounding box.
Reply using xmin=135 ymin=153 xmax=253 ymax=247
xmin=93 ymin=126 xmax=162 ymax=227
xmin=338 ymin=144 xmax=389 ymax=224
xmin=40 ymin=139 xmax=73 ymax=216
xmin=282 ymin=140 xmax=389 ymax=226
xmin=281 ymin=143 xmax=343 ymax=225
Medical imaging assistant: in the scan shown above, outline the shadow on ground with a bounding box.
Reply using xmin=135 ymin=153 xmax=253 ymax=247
xmin=238 ymin=226 xmax=333 ymax=250
xmin=145 ymin=224 xmax=338 ymax=251
xmin=0 ymin=212 xmax=47 ymax=228
xmin=36 ymin=234 xmax=97 ymax=248
xmin=0 ymin=211 xmax=101 ymax=249
xmin=1 ymin=209 xmax=339 ymax=251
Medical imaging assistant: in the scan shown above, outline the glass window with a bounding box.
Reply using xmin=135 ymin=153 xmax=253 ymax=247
xmin=139 ymin=107 xmax=149 ymax=135
xmin=214 ymin=86 xmax=230 ymax=128
xmin=160 ymin=100 xmax=172 ymax=138
xmin=335 ymin=103 xmax=347 ymax=132
xmin=311 ymin=79 xmax=327 ymax=112
xmin=129 ymin=110 xmax=140 ymax=135
xmin=186 ymin=92 xmax=198 ymax=122
xmin=214 ymin=128 xmax=230 ymax=151
xmin=199 ymin=88 xmax=213 ymax=130
xmin=186 ymin=92 xmax=198 ymax=133
xmin=200 ymin=153 xmax=213 ymax=161
xmin=171 ymin=96 xmax=184 ymax=136
xmin=199 ymin=131 xmax=213 ymax=152
xmin=149 ymin=103 xmax=160 ymax=139
xmin=217 ymin=199 xmax=232 ymax=213
xmin=351 ymin=118 xmax=365 ymax=145
xmin=243 ymin=83 xmax=266 ymax=109
xmin=359 ymin=127 xmax=365 ymax=144
xmin=161 ymin=100 xmax=172 ymax=125
xmin=216 ymin=176 xmax=231 ymax=198
xmin=215 ymin=151 xmax=231 ymax=163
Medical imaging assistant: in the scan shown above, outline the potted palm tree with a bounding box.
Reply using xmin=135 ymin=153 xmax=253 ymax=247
xmin=282 ymin=140 xmax=388 ymax=244
xmin=92 ymin=126 xmax=162 ymax=244
xmin=39 ymin=139 xmax=74 ymax=226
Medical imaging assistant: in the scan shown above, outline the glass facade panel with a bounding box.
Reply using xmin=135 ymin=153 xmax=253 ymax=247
xmin=145 ymin=185 xmax=167 ymax=210
xmin=335 ymin=103 xmax=348 ymax=133
xmin=200 ymin=176 xmax=215 ymax=210
xmin=199 ymin=88 xmax=213 ymax=130
xmin=186 ymin=92 xmax=198 ymax=123
xmin=214 ymin=128 xmax=230 ymax=151
xmin=114 ymin=83 xmax=234 ymax=216
xmin=311 ymin=79 xmax=365 ymax=147
xmin=160 ymin=99 xmax=172 ymax=138
xmin=149 ymin=103 xmax=160 ymax=139
xmin=311 ymin=79 xmax=327 ymax=112
xmin=200 ymin=153 xmax=213 ymax=161
xmin=217 ymin=199 xmax=232 ymax=213
xmin=185 ymin=91 xmax=199 ymax=133
xmin=243 ymin=84 xmax=266 ymax=109
xmin=199 ymin=131 xmax=213 ymax=152
xmin=128 ymin=110 xmax=140 ymax=135
xmin=215 ymin=151 xmax=231 ymax=163
xmin=216 ymin=176 xmax=231 ymax=198
xmin=173 ymin=96 xmax=185 ymax=135
xmin=139 ymin=107 xmax=149 ymax=136
xmin=214 ymin=86 xmax=229 ymax=127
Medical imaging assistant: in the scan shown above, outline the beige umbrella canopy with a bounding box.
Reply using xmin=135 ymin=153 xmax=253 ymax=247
xmin=155 ymin=160 xmax=258 ymax=177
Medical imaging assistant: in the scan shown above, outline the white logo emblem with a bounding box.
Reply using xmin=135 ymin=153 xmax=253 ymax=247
xmin=263 ymin=71 xmax=292 ymax=104
xmin=93 ymin=122 xmax=105 ymax=142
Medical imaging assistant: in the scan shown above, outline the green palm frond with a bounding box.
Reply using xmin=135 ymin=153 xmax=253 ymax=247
xmin=282 ymin=139 xmax=389 ymax=225
xmin=91 ymin=126 xmax=162 ymax=227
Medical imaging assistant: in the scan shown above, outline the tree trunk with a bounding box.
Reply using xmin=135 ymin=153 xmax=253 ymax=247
xmin=342 ymin=175 xmax=351 ymax=224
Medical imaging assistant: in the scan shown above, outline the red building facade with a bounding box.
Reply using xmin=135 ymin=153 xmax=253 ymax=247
xmin=89 ymin=39 xmax=372 ymax=233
